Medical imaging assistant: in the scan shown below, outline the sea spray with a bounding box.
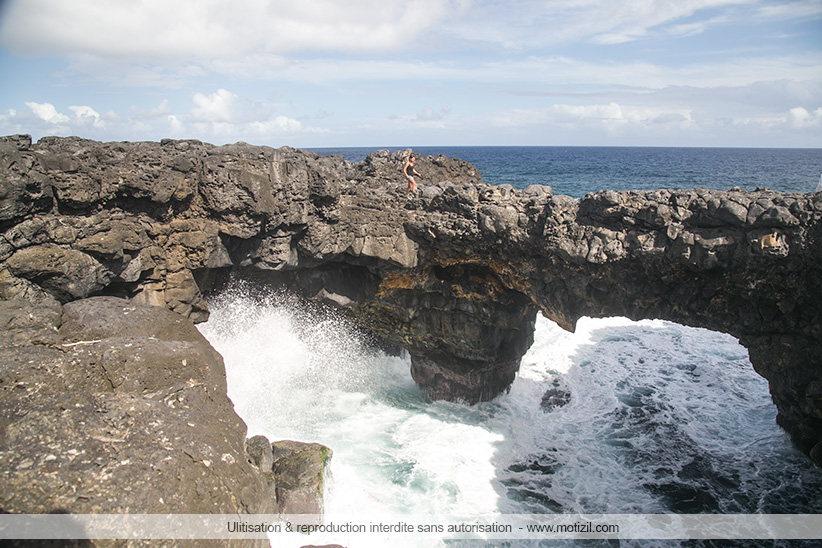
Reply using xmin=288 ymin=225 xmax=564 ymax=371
xmin=198 ymin=282 xmax=822 ymax=547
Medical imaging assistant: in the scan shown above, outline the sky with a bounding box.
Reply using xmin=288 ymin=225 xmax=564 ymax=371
xmin=0 ymin=0 xmax=820 ymax=148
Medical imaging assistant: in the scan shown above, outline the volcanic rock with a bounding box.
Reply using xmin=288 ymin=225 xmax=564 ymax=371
xmin=1 ymin=135 xmax=821 ymax=468
xmin=0 ymin=296 xmax=273 ymax=547
xmin=271 ymin=440 xmax=333 ymax=516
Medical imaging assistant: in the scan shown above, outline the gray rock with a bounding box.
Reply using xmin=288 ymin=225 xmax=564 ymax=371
xmin=0 ymin=297 xmax=274 ymax=548
xmin=271 ymin=440 xmax=333 ymax=516
xmin=715 ymin=197 xmax=748 ymax=226
xmin=810 ymin=441 xmax=822 ymax=467
xmin=0 ymin=135 xmax=53 ymax=226
xmin=756 ymin=205 xmax=800 ymax=227
xmin=541 ymin=387 xmax=572 ymax=411
xmin=246 ymin=434 xmax=274 ymax=473
xmin=6 ymin=244 xmax=112 ymax=301
xmin=1 ymin=135 xmax=821 ymax=466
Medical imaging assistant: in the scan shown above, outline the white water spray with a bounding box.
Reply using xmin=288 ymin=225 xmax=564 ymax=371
xmin=198 ymin=284 xmax=822 ymax=547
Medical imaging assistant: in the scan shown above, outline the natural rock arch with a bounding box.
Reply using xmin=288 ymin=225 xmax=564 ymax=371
xmin=1 ymin=135 xmax=820 ymax=465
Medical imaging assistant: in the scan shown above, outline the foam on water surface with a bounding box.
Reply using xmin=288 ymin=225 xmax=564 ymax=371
xmin=198 ymin=284 xmax=822 ymax=547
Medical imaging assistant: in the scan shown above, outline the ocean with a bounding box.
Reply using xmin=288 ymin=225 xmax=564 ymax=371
xmin=308 ymin=146 xmax=822 ymax=196
xmin=197 ymin=147 xmax=822 ymax=547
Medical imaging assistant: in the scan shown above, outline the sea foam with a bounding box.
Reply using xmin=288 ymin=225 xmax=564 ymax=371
xmin=198 ymin=283 xmax=822 ymax=547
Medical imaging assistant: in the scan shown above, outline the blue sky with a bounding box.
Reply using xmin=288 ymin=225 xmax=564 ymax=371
xmin=0 ymin=0 xmax=820 ymax=148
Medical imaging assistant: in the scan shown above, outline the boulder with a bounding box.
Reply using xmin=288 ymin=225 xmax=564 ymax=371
xmin=271 ymin=440 xmax=333 ymax=516
xmin=246 ymin=434 xmax=275 ymax=475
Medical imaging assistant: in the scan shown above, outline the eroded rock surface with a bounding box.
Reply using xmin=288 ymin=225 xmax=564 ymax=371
xmin=1 ymin=134 xmax=821 ymax=466
xmin=0 ymin=296 xmax=274 ymax=546
xmin=270 ymin=440 xmax=332 ymax=516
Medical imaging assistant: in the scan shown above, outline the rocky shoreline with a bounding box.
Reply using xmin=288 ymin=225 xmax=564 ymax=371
xmin=1 ymin=134 xmax=821 ymax=533
xmin=0 ymin=295 xmax=331 ymax=545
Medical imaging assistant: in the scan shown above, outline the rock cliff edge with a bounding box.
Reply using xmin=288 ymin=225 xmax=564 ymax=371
xmin=2 ymin=135 xmax=821 ymax=484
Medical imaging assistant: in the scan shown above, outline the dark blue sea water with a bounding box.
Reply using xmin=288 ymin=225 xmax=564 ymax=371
xmin=309 ymin=146 xmax=822 ymax=197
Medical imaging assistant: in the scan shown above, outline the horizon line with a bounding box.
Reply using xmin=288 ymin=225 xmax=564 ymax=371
xmin=6 ymin=134 xmax=821 ymax=150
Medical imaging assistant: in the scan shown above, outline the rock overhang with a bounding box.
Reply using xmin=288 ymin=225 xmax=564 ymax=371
xmin=1 ymin=134 xmax=820 ymax=466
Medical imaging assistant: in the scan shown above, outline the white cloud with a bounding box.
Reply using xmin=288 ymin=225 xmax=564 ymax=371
xmin=168 ymin=115 xmax=184 ymax=134
xmin=131 ymin=100 xmax=173 ymax=119
xmin=789 ymin=106 xmax=822 ymax=129
xmin=483 ymin=99 xmax=822 ymax=146
xmin=181 ymin=89 xmax=327 ymax=140
xmin=586 ymin=0 xmax=750 ymax=44
xmin=251 ymin=116 xmax=306 ymax=135
xmin=0 ymin=0 xmax=470 ymax=61
xmin=69 ymin=105 xmax=98 ymax=118
xmin=190 ymin=89 xmax=239 ymax=123
xmin=441 ymin=0 xmax=757 ymax=49
xmin=379 ymin=106 xmax=454 ymax=131
xmin=0 ymin=108 xmax=26 ymax=136
xmin=69 ymin=105 xmax=106 ymax=128
xmin=0 ymin=90 xmax=323 ymax=144
xmin=492 ymin=102 xmax=698 ymax=135
xmin=259 ymin=53 xmax=821 ymax=96
xmin=416 ymin=107 xmax=452 ymax=126
xmin=1 ymin=0 xmax=818 ymax=147
xmin=25 ymin=102 xmax=70 ymax=124
xmin=58 ymin=56 xmax=205 ymax=88
xmin=8 ymin=0 xmax=808 ymax=90
xmin=757 ymin=0 xmax=822 ymax=19
xmin=188 ymin=89 xmax=276 ymax=128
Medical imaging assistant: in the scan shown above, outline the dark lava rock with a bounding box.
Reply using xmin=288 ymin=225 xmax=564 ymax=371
xmin=2 ymin=135 xmax=821 ymax=465
xmin=541 ymin=387 xmax=572 ymax=411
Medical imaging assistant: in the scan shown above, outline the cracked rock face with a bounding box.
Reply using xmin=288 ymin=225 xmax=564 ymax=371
xmin=0 ymin=296 xmax=274 ymax=546
xmin=1 ymin=135 xmax=821 ymax=466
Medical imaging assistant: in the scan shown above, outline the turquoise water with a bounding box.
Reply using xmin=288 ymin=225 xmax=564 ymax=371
xmin=198 ymin=285 xmax=822 ymax=548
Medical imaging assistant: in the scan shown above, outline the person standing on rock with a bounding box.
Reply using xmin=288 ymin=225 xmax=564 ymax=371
xmin=403 ymin=155 xmax=421 ymax=196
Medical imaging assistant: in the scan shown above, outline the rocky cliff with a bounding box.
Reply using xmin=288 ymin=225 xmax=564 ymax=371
xmin=2 ymin=135 xmax=821 ymax=480
xmin=0 ymin=295 xmax=274 ymax=546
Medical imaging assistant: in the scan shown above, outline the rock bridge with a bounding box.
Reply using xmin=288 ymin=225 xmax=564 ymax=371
xmin=2 ymin=135 xmax=820 ymax=466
